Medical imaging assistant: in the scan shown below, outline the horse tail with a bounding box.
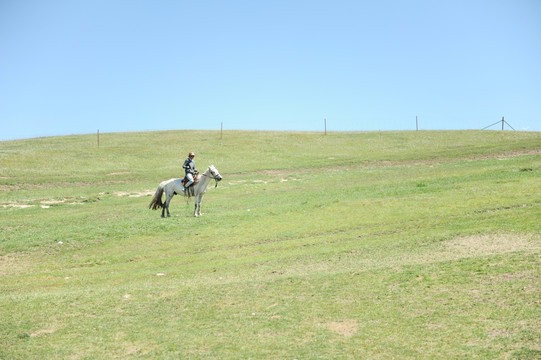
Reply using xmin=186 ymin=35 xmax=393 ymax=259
xmin=149 ymin=182 xmax=165 ymax=210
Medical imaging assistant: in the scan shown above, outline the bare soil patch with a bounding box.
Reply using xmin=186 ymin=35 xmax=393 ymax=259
xmin=113 ymin=190 xmax=153 ymax=197
xmin=1 ymin=203 xmax=35 ymax=209
xmin=2 ymin=191 xmax=153 ymax=210
xmin=0 ymin=180 xmax=128 ymax=192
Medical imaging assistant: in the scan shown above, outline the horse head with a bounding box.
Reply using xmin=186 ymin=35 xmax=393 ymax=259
xmin=208 ymin=165 xmax=222 ymax=182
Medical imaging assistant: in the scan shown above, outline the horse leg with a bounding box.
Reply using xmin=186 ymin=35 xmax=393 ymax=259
xmin=193 ymin=195 xmax=199 ymax=217
xmin=161 ymin=199 xmax=166 ymax=218
xmin=197 ymin=194 xmax=203 ymax=216
xmin=164 ymin=194 xmax=172 ymax=217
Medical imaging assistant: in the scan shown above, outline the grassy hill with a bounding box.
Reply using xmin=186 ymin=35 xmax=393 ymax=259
xmin=1 ymin=130 xmax=540 ymax=359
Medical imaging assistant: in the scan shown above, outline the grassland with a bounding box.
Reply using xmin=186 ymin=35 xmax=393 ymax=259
xmin=1 ymin=130 xmax=540 ymax=359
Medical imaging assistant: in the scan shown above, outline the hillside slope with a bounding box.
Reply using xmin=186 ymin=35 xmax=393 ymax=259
xmin=1 ymin=130 xmax=540 ymax=359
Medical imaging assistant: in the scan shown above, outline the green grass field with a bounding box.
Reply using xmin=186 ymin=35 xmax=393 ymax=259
xmin=1 ymin=130 xmax=540 ymax=359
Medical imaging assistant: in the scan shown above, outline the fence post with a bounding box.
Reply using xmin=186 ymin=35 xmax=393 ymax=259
xmin=97 ymin=129 xmax=100 ymax=148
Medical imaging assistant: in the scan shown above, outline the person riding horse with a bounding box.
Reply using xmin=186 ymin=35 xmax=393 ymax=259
xmin=182 ymin=152 xmax=197 ymax=192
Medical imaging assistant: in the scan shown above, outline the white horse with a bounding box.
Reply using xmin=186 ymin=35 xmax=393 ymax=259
xmin=149 ymin=165 xmax=222 ymax=217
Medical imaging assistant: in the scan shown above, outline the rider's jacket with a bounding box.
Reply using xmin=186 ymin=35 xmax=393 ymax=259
xmin=183 ymin=158 xmax=197 ymax=175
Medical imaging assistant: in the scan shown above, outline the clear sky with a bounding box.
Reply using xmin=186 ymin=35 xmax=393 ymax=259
xmin=1 ymin=0 xmax=540 ymax=140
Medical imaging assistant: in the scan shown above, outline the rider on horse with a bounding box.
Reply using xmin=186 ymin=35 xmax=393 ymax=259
xmin=182 ymin=152 xmax=197 ymax=192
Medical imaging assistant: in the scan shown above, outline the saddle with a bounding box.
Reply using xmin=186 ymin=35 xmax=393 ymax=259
xmin=181 ymin=172 xmax=199 ymax=188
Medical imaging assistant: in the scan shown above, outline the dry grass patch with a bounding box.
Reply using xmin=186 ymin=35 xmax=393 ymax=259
xmin=443 ymin=233 xmax=540 ymax=258
xmin=30 ymin=329 xmax=56 ymax=338
xmin=326 ymin=319 xmax=359 ymax=337
xmin=0 ymin=253 xmax=32 ymax=276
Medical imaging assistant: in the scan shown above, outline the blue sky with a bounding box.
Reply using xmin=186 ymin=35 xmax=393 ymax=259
xmin=1 ymin=0 xmax=540 ymax=140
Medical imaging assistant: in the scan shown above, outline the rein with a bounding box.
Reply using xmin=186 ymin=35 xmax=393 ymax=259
xmin=201 ymin=172 xmax=220 ymax=188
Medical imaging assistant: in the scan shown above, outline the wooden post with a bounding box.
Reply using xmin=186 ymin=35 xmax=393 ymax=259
xmin=324 ymin=118 xmax=327 ymax=136
xmin=97 ymin=129 xmax=100 ymax=148
xmin=502 ymin=116 xmax=505 ymax=131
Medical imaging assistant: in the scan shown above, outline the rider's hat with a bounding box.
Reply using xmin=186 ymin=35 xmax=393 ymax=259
xmin=189 ymin=152 xmax=195 ymax=158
